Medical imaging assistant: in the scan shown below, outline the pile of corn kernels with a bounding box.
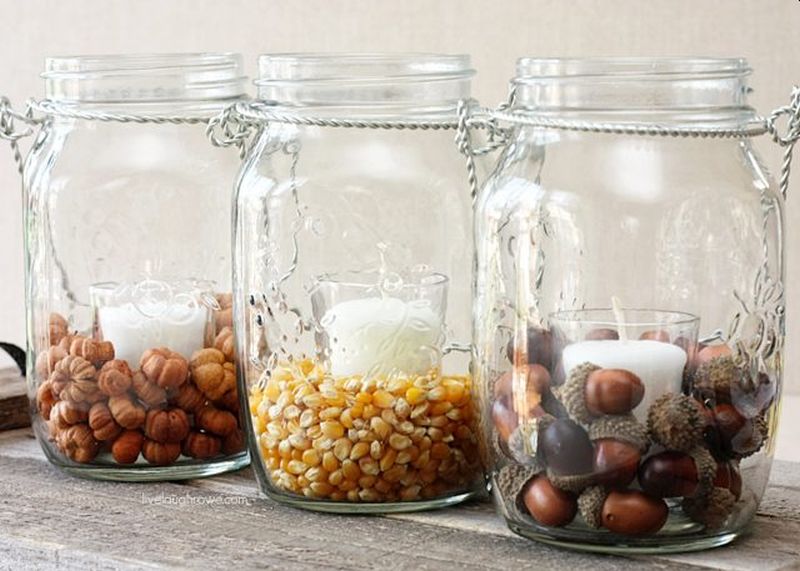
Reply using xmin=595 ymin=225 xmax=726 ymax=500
xmin=250 ymin=359 xmax=481 ymax=503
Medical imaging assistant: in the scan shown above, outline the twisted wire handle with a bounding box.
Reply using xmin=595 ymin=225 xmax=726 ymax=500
xmin=0 ymin=97 xmax=40 ymax=174
xmin=765 ymin=86 xmax=800 ymax=200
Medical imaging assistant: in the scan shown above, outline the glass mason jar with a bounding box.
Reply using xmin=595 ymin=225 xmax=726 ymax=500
xmin=475 ymin=58 xmax=783 ymax=552
xmin=236 ymin=53 xmax=484 ymax=512
xmin=25 ymin=53 xmax=250 ymax=480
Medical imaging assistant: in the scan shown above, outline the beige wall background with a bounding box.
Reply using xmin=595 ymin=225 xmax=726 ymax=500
xmin=0 ymin=0 xmax=798 ymax=391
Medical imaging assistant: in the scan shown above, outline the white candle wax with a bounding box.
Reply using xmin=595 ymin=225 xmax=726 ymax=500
xmin=562 ymin=339 xmax=687 ymax=422
xmin=98 ymin=302 xmax=209 ymax=366
xmin=321 ymin=297 xmax=442 ymax=377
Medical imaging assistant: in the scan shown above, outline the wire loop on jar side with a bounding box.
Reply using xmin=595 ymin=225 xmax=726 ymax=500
xmin=0 ymin=97 xmax=43 ymax=174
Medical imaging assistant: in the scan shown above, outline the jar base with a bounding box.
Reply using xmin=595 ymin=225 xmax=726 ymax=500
xmin=259 ymin=484 xmax=484 ymax=514
xmin=41 ymin=443 xmax=250 ymax=482
xmin=506 ymin=522 xmax=743 ymax=555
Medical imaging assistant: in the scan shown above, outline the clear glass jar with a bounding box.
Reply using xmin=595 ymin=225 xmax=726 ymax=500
xmin=236 ymin=53 xmax=484 ymax=512
xmin=475 ymin=58 xmax=783 ymax=552
xmin=25 ymin=53 xmax=249 ymax=480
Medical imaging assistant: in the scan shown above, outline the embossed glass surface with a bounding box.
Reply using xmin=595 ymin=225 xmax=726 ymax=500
xmin=236 ymin=54 xmax=484 ymax=512
xmin=24 ymin=53 xmax=249 ymax=480
xmin=474 ymin=58 xmax=783 ymax=552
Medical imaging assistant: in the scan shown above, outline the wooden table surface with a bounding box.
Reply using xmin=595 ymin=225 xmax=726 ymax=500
xmin=0 ymin=427 xmax=798 ymax=570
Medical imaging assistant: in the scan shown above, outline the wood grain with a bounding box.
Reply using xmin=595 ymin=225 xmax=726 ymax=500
xmin=0 ymin=428 xmax=798 ymax=570
xmin=0 ymin=368 xmax=29 ymax=431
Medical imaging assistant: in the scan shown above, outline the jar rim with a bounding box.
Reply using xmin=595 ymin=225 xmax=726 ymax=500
xmin=514 ymin=57 xmax=751 ymax=82
xmin=43 ymin=52 xmax=247 ymax=103
xmin=256 ymin=52 xmax=475 ymax=84
xmin=550 ymin=307 xmax=700 ymax=327
xmin=255 ymin=53 xmax=474 ymax=112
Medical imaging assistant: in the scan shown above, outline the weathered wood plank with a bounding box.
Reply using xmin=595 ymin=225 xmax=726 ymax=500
xmin=0 ymin=368 xmax=29 ymax=431
xmin=1 ymin=428 xmax=799 ymax=570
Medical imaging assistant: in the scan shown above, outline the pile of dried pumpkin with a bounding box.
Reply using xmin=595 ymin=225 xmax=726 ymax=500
xmin=34 ymin=314 xmax=245 ymax=466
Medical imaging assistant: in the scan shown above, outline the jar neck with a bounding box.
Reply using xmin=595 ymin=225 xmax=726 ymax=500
xmin=43 ymin=53 xmax=246 ymax=111
xmin=255 ymin=53 xmax=474 ymax=119
xmin=511 ymin=58 xmax=758 ymax=127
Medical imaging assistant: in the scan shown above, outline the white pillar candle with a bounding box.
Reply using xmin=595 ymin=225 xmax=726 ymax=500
xmin=98 ymin=302 xmax=209 ymax=366
xmin=562 ymin=339 xmax=687 ymax=422
xmin=321 ymin=297 xmax=442 ymax=377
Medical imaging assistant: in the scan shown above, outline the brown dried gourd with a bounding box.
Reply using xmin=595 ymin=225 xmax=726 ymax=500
xmin=142 ymin=439 xmax=182 ymax=465
xmin=50 ymin=399 xmax=89 ymax=429
xmin=141 ymin=347 xmax=189 ymax=390
xmin=36 ymin=345 xmax=67 ymax=379
xmin=112 ymin=430 xmax=144 ymax=464
xmin=49 ymin=355 xmax=100 ymax=403
xmin=36 ymin=380 xmax=57 ymax=421
xmin=196 ymin=405 xmax=237 ymax=436
xmin=97 ymin=359 xmax=133 ymax=397
xmin=222 ymin=429 xmax=246 ymax=455
xmin=183 ymin=431 xmax=222 ymax=459
xmin=214 ymin=387 xmax=240 ymax=414
xmin=49 ymin=313 xmax=70 ymax=347
xmin=56 ymin=424 xmax=99 ymax=463
xmin=68 ymin=336 xmax=115 ymax=367
xmin=144 ymin=408 xmax=190 ymax=443
xmin=215 ymin=293 xmax=233 ymax=333
xmin=131 ymin=371 xmax=168 ymax=409
xmin=169 ymin=381 xmax=206 ymax=413
xmin=214 ymin=326 xmax=235 ymax=362
xmin=88 ymin=402 xmax=123 ymax=441
xmin=190 ymin=348 xmax=235 ymax=401
xmin=108 ymin=395 xmax=146 ymax=430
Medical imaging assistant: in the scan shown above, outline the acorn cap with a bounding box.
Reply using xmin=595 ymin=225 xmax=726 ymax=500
xmin=548 ymin=469 xmax=594 ymax=494
xmin=693 ymin=355 xmax=737 ymax=404
xmin=578 ymin=486 xmax=608 ymax=529
xmin=731 ymin=414 xmax=768 ymax=460
xmin=555 ymin=362 xmax=599 ymax=426
xmin=589 ymin=414 xmax=650 ymax=453
xmin=688 ymin=446 xmax=717 ymax=498
xmin=682 ymin=486 xmax=737 ymax=529
xmin=648 ymin=393 xmax=705 ymax=452
xmin=495 ymin=463 xmax=543 ymax=521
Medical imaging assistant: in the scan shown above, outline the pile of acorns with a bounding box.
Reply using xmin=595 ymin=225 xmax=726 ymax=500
xmin=35 ymin=312 xmax=245 ymax=467
xmin=491 ymin=327 xmax=775 ymax=536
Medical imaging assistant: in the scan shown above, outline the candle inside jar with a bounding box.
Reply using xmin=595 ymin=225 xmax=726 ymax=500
xmin=321 ymin=297 xmax=442 ymax=377
xmin=97 ymin=302 xmax=209 ymax=365
xmin=562 ymin=340 xmax=687 ymax=422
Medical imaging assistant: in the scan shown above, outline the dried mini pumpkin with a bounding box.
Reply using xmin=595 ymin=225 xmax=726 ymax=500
xmin=222 ymin=429 xmax=246 ymax=455
xmin=68 ymin=336 xmax=115 ymax=366
xmin=108 ymin=395 xmax=146 ymax=430
xmin=49 ymin=355 xmax=100 ymax=403
xmin=215 ymin=293 xmax=233 ymax=334
xmin=144 ymin=408 xmax=190 ymax=443
xmin=141 ymin=348 xmax=189 ymax=390
xmin=36 ymin=380 xmax=57 ymax=421
xmin=49 ymin=312 xmax=70 ymax=347
xmin=88 ymin=402 xmax=123 ymax=441
xmin=50 ymin=399 xmax=89 ymax=429
xmin=213 ymin=326 xmax=236 ymax=362
xmin=196 ymin=405 xmax=237 ymax=436
xmin=131 ymin=371 xmax=168 ymax=409
xmin=214 ymin=386 xmax=240 ymax=414
xmin=112 ymin=430 xmax=144 ymax=464
xmin=170 ymin=381 xmax=206 ymax=414
xmin=183 ymin=431 xmax=221 ymax=459
xmin=190 ymin=348 xmax=235 ymax=401
xmin=57 ymin=423 xmax=99 ymax=463
xmin=97 ymin=359 xmax=133 ymax=397
xmin=35 ymin=345 xmax=67 ymax=379
xmin=142 ymin=439 xmax=181 ymax=465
